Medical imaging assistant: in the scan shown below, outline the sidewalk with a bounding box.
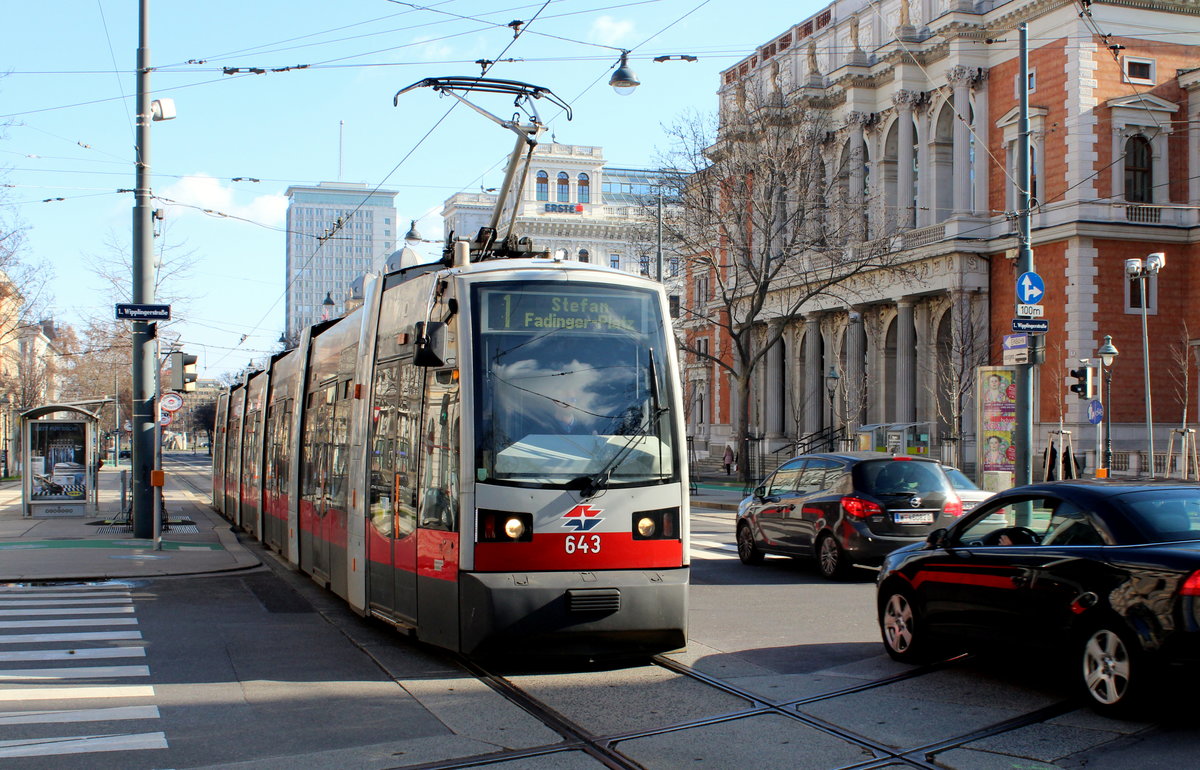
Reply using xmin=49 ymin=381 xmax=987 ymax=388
xmin=0 ymin=465 xmax=259 ymax=582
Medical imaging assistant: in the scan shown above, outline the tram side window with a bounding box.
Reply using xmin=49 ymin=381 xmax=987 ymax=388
xmin=242 ymin=412 xmax=259 ymax=491
xmin=370 ymin=365 xmax=398 ymax=536
xmin=329 ymin=381 xmax=351 ymax=512
xmin=395 ymin=359 xmax=422 ymax=536
xmin=419 ymin=369 xmax=460 ymax=531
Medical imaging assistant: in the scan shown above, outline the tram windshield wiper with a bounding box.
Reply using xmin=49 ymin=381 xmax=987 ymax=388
xmin=570 ymin=350 xmax=669 ymax=500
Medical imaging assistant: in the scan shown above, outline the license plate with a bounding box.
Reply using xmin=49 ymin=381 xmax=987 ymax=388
xmin=894 ymin=511 xmax=934 ymax=524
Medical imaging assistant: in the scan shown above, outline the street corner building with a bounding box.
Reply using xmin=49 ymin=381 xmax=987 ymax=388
xmin=680 ymin=0 xmax=1200 ymax=484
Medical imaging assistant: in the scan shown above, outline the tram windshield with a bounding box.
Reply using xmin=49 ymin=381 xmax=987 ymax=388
xmin=473 ymin=281 xmax=677 ymax=490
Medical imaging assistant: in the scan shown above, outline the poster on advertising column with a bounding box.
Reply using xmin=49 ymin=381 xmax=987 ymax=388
xmin=976 ymin=366 xmax=1017 ymax=492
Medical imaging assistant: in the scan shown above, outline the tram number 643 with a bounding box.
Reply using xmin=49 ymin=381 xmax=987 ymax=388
xmin=565 ymin=534 xmax=602 ymax=554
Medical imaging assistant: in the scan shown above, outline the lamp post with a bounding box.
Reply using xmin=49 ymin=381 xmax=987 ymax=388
xmin=1098 ymin=335 xmax=1118 ymax=475
xmin=826 ymin=367 xmax=840 ymax=450
xmin=1126 ymin=253 xmax=1165 ymax=476
xmin=0 ymin=394 xmax=8 ymax=479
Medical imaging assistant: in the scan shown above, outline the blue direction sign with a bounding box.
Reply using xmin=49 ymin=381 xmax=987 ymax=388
xmin=1088 ymin=399 xmax=1104 ymax=425
xmin=115 ymin=303 xmax=170 ymax=321
xmin=1002 ymin=333 xmax=1028 ymax=351
xmin=1016 ymin=271 xmax=1045 ymax=305
xmin=1012 ymin=318 xmax=1049 ymax=333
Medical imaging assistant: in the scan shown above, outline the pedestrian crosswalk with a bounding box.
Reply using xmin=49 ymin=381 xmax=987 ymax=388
xmin=0 ymin=583 xmax=167 ymax=761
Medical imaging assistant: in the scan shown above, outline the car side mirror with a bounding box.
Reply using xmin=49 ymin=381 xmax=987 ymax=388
xmin=926 ymin=528 xmax=948 ymax=548
xmin=753 ymin=484 xmax=766 ymax=500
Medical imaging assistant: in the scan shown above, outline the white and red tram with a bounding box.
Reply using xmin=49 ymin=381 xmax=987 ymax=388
xmin=213 ymin=252 xmax=690 ymax=657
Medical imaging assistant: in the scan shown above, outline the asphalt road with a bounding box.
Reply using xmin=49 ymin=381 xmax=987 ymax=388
xmin=0 ymin=455 xmax=1196 ymax=768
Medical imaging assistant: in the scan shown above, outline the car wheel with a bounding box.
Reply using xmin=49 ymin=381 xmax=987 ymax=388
xmin=816 ymin=533 xmax=848 ymax=580
xmin=879 ymin=584 xmax=930 ymax=663
xmin=1078 ymin=622 xmax=1146 ymax=714
xmin=736 ymin=522 xmax=765 ymax=565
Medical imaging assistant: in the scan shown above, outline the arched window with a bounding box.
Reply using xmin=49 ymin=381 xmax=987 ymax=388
xmin=1125 ymin=135 xmax=1152 ymax=203
xmin=557 ymin=172 xmax=570 ymax=202
xmin=536 ymin=171 xmax=549 ymax=201
xmin=578 ymin=248 xmax=590 ymax=263
xmin=578 ymin=173 xmax=590 ymax=203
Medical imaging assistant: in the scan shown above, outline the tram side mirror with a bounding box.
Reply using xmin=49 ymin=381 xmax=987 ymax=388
xmin=414 ymin=321 xmax=446 ymax=368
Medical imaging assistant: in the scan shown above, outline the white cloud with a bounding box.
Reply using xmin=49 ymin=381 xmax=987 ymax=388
xmin=412 ymin=35 xmax=455 ymax=62
xmin=589 ymin=15 xmax=635 ymax=47
xmin=158 ymin=174 xmax=286 ymax=227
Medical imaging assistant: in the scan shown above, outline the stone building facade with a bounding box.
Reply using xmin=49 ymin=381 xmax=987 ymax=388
xmin=687 ymin=0 xmax=1200 ymax=476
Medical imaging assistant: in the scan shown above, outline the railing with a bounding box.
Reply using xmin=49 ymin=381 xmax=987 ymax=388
xmin=901 ymin=223 xmax=946 ymax=250
xmin=1126 ymin=205 xmax=1162 ymax=224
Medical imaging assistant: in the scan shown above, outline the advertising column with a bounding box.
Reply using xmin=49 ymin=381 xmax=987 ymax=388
xmin=977 ymin=366 xmax=1017 ymax=492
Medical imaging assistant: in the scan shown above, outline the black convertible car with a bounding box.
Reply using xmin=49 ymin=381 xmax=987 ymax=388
xmin=876 ymin=480 xmax=1200 ymax=713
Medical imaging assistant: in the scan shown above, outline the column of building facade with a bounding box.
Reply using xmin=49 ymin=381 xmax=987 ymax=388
xmin=914 ymin=97 xmax=931 ymax=228
xmin=845 ymin=311 xmax=866 ymax=431
xmin=894 ymin=91 xmax=920 ymax=230
xmin=913 ymin=298 xmax=935 ymax=438
xmin=847 ymin=112 xmax=870 ymax=242
xmin=947 ymin=66 xmax=975 ymax=215
xmin=804 ymin=314 xmax=823 ymax=435
xmin=971 ymin=72 xmax=988 ymax=216
xmin=894 ymin=299 xmax=916 ymax=423
xmin=764 ymin=320 xmax=785 ymax=439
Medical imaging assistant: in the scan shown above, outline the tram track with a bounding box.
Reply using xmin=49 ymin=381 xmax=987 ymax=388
xmin=391 ymin=649 xmax=1079 ymax=770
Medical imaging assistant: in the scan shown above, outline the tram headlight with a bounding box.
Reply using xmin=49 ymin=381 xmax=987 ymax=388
xmin=504 ymin=517 xmax=526 ymax=540
xmin=631 ymin=508 xmax=680 ymax=540
xmin=477 ymin=509 xmax=533 ymax=543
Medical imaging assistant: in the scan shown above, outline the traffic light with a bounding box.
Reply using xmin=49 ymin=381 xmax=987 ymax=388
xmin=168 ymin=352 xmax=198 ymax=392
xmin=1069 ymin=366 xmax=1093 ymax=399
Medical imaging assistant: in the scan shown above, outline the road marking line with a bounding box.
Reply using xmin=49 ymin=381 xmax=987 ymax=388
xmin=0 ymin=607 xmax=136 ymax=617
xmin=0 ymin=705 xmax=159 ymax=726
xmin=0 ymin=598 xmax=133 ymax=606
xmin=0 ymin=685 xmax=155 ymax=702
xmin=0 ymin=731 xmax=168 ymax=757
xmin=0 ymin=665 xmax=150 ymax=681
xmin=691 ymin=539 xmax=737 ymax=551
xmin=0 ymin=618 xmax=137 ymax=629
xmin=0 ymin=586 xmax=129 ymax=593
xmin=0 ymin=647 xmax=145 ymax=663
xmin=0 ymin=631 xmax=142 ymax=645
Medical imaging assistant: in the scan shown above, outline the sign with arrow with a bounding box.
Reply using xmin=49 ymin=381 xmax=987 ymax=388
xmin=1016 ymin=272 xmax=1045 ymax=305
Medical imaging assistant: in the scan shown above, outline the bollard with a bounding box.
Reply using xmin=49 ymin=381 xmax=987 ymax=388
xmin=121 ymin=470 xmax=128 ymax=517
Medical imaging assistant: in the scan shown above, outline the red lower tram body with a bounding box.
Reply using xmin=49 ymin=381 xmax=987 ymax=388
xmin=213 ymin=260 xmax=690 ymax=657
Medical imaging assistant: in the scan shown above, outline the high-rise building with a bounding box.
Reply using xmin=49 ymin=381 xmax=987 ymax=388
xmin=284 ymin=182 xmax=398 ymax=340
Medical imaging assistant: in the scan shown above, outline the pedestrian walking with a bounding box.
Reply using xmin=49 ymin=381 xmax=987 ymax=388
xmin=723 ymin=444 xmax=734 ymax=476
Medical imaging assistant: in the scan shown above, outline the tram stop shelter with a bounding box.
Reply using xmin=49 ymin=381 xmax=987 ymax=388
xmin=21 ymin=404 xmax=100 ymax=518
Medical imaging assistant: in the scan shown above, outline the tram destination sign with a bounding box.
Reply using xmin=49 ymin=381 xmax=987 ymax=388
xmin=482 ymin=288 xmax=648 ymax=334
xmin=115 ymin=303 xmax=171 ymax=321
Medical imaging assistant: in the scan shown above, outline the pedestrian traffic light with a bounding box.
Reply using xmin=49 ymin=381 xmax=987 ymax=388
xmin=1069 ymin=366 xmax=1093 ymax=399
xmin=168 ymin=352 xmax=198 ymax=392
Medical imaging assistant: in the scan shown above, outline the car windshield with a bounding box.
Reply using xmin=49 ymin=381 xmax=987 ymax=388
xmin=1118 ymin=490 xmax=1200 ymax=542
xmin=943 ymin=467 xmax=980 ymax=490
xmin=854 ymin=460 xmax=951 ymax=496
xmin=472 ymin=280 xmax=676 ymax=489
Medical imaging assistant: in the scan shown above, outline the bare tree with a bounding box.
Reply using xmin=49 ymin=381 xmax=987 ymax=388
xmin=927 ymin=293 xmax=988 ymax=469
xmin=657 ymin=90 xmax=904 ymax=482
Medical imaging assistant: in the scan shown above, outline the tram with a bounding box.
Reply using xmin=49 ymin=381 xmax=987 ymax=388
xmin=212 ymin=77 xmax=689 ymax=657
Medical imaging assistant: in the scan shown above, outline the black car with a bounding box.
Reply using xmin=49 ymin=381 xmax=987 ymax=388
xmin=876 ymin=480 xmax=1200 ymax=713
xmin=737 ymin=452 xmax=962 ymax=579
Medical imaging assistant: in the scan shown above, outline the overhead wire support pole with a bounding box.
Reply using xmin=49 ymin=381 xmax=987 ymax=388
xmin=1013 ymin=23 xmax=1036 ymax=489
xmin=131 ymin=0 xmax=156 ymax=539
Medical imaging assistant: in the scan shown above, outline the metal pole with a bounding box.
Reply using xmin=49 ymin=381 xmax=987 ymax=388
xmin=655 ymin=187 xmax=663 ymax=282
xmin=1140 ymin=274 xmax=1155 ymax=476
xmin=153 ymin=343 xmax=162 ymax=550
xmin=1014 ymin=23 xmax=1036 ymax=487
xmin=1104 ymin=367 xmax=1113 ymax=472
xmin=131 ymin=0 xmax=156 ymax=538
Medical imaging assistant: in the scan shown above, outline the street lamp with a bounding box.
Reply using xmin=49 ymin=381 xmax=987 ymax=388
xmin=1098 ymin=335 xmax=1118 ymax=475
xmin=1126 ymin=252 xmax=1165 ymax=476
xmin=609 ymin=51 xmax=640 ymax=95
xmin=826 ymin=367 xmax=840 ymax=450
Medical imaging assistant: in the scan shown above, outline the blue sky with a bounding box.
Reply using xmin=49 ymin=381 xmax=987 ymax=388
xmin=2 ymin=0 xmax=817 ymax=380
